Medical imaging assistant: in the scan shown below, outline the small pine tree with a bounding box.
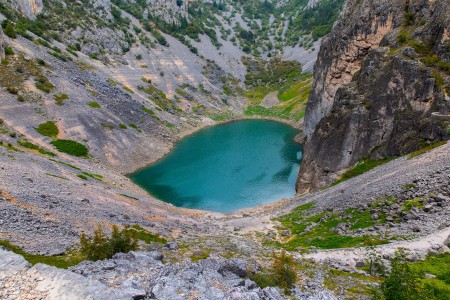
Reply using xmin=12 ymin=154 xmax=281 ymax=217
xmin=378 ymin=248 xmax=431 ymax=300
xmin=3 ymin=22 xmax=17 ymax=39
xmin=80 ymin=225 xmax=138 ymax=261
xmin=271 ymin=249 xmax=297 ymax=291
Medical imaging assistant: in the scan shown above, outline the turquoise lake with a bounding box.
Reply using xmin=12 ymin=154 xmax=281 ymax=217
xmin=130 ymin=120 xmax=302 ymax=213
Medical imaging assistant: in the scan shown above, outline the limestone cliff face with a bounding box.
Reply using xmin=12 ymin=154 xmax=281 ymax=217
xmin=297 ymin=0 xmax=450 ymax=193
xmin=6 ymin=0 xmax=43 ymax=19
xmin=0 ymin=30 xmax=5 ymax=60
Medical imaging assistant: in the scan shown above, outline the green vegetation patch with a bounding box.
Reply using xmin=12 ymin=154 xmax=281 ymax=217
xmin=87 ymin=101 xmax=101 ymax=108
xmin=408 ymin=141 xmax=446 ymax=159
xmin=372 ymin=250 xmax=450 ymax=300
xmin=333 ymin=157 xmax=395 ymax=186
xmin=35 ymin=121 xmax=59 ymax=138
xmin=119 ymin=193 xmax=139 ymax=201
xmin=250 ymin=250 xmax=297 ymax=294
xmin=0 ymin=53 xmax=40 ymax=91
xmin=0 ymin=240 xmax=84 ymax=269
xmin=50 ymin=139 xmax=88 ymax=157
xmin=82 ymin=171 xmax=103 ymax=180
xmin=275 ymin=201 xmax=388 ymax=250
xmin=127 ymin=224 xmax=167 ymax=244
xmin=243 ymin=58 xmax=312 ymax=121
xmin=18 ymin=140 xmax=56 ymax=156
xmin=410 ymin=253 xmax=450 ymax=299
xmin=54 ymin=93 xmax=69 ymax=106
xmin=34 ymin=75 xmax=54 ymax=93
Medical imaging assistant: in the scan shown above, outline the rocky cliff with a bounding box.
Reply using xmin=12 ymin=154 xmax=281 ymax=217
xmin=5 ymin=0 xmax=43 ymax=19
xmin=297 ymin=0 xmax=450 ymax=193
xmin=0 ymin=29 xmax=5 ymax=60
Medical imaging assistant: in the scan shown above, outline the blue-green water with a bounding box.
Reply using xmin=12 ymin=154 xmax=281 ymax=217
xmin=130 ymin=120 xmax=302 ymax=213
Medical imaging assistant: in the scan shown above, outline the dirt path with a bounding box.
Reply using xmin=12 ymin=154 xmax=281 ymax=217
xmin=300 ymin=228 xmax=450 ymax=266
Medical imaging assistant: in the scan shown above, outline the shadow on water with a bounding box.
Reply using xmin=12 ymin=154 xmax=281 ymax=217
xmin=148 ymin=184 xmax=203 ymax=208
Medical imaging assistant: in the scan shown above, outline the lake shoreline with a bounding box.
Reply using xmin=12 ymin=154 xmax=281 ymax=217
xmin=128 ymin=119 xmax=302 ymax=212
xmin=126 ymin=115 xmax=303 ymax=177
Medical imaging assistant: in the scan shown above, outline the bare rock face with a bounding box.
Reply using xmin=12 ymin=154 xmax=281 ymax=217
xmin=297 ymin=0 xmax=450 ymax=193
xmin=0 ymin=30 xmax=5 ymax=60
xmin=146 ymin=0 xmax=189 ymax=24
xmin=5 ymin=0 xmax=43 ymax=19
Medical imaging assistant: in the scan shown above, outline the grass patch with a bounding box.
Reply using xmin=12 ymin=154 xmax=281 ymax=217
xmin=403 ymin=197 xmax=424 ymax=212
xmin=82 ymin=171 xmax=103 ymax=180
xmin=127 ymin=224 xmax=167 ymax=244
xmin=54 ymin=93 xmax=69 ymax=106
xmin=244 ymin=76 xmax=312 ymax=121
xmin=35 ymin=121 xmax=59 ymax=138
xmin=49 ymin=159 xmax=81 ymax=170
xmin=0 ymin=240 xmax=84 ymax=269
xmin=18 ymin=140 xmax=56 ymax=156
xmin=275 ymin=202 xmax=388 ymax=250
xmin=190 ymin=248 xmax=212 ymax=262
xmin=106 ymin=78 xmax=117 ymax=85
xmin=119 ymin=193 xmax=139 ymax=201
xmin=129 ymin=123 xmax=141 ymax=132
xmin=34 ymin=75 xmax=54 ymax=93
xmin=410 ymin=254 xmax=450 ymax=299
xmin=408 ymin=141 xmax=446 ymax=159
xmin=142 ymin=106 xmax=160 ymax=120
xmin=87 ymin=101 xmax=101 ymax=108
xmin=333 ymin=157 xmax=395 ymax=186
xmin=77 ymin=174 xmax=88 ymax=180
xmin=50 ymin=140 xmax=88 ymax=157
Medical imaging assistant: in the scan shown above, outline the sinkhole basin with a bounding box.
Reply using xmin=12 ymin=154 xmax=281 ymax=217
xmin=129 ymin=120 xmax=302 ymax=213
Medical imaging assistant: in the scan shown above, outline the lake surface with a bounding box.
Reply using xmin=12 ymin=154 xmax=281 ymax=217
xmin=130 ymin=120 xmax=302 ymax=213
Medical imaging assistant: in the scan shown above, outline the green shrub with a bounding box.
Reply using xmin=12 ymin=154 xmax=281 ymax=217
xmin=18 ymin=140 xmax=39 ymax=150
xmin=3 ymin=21 xmax=16 ymax=38
xmin=80 ymin=225 xmax=138 ymax=261
xmin=408 ymin=141 xmax=446 ymax=159
xmin=4 ymin=47 xmax=14 ymax=55
xmin=375 ymin=249 xmax=433 ymax=300
xmin=119 ymin=124 xmax=127 ymax=129
xmin=6 ymin=86 xmax=18 ymax=94
xmin=88 ymin=101 xmax=101 ymax=108
xmin=35 ymin=121 xmax=59 ymax=138
xmin=36 ymin=58 xmax=46 ymax=66
xmin=333 ymin=157 xmax=395 ymax=186
xmin=77 ymin=174 xmax=88 ymax=180
xmin=54 ymin=93 xmax=69 ymax=106
xmin=50 ymin=139 xmax=88 ymax=157
xmin=35 ymin=75 xmax=54 ymax=93
xmin=251 ymin=250 xmax=297 ymax=293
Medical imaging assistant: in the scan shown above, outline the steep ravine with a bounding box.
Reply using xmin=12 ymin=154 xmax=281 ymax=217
xmin=297 ymin=0 xmax=450 ymax=193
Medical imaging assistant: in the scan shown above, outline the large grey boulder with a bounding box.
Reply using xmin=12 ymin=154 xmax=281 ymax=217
xmin=0 ymin=248 xmax=126 ymax=300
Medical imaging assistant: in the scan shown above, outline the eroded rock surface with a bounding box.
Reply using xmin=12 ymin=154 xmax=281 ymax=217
xmin=297 ymin=0 xmax=450 ymax=193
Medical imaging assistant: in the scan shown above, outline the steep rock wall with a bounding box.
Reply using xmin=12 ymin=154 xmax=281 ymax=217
xmin=297 ymin=0 xmax=450 ymax=193
xmin=0 ymin=29 xmax=5 ymax=60
xmin=5 ymin=0 xmax=43 ymax=19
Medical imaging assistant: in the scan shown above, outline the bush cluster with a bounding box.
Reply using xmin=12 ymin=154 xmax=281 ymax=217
xmin=80 ymin=225 xmax=138 ymax=261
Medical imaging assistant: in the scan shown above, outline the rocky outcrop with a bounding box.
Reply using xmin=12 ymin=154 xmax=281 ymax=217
xmin=0 ymin=29 xmax=5 ymax=60
xmin=297 ymin=0 xmax=450 ymax=193
xmin=69 ymin=251 xmax=284 ymax=299
xmin=1 ymin=248 xmax=284 ymax=300
xmin=0 ymin=248 xmax=125 ymax=299
xmin=5 ymin=0 xmax=43 ymax=19
xmin=146 ymin=0 xmax=189 ymax=24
